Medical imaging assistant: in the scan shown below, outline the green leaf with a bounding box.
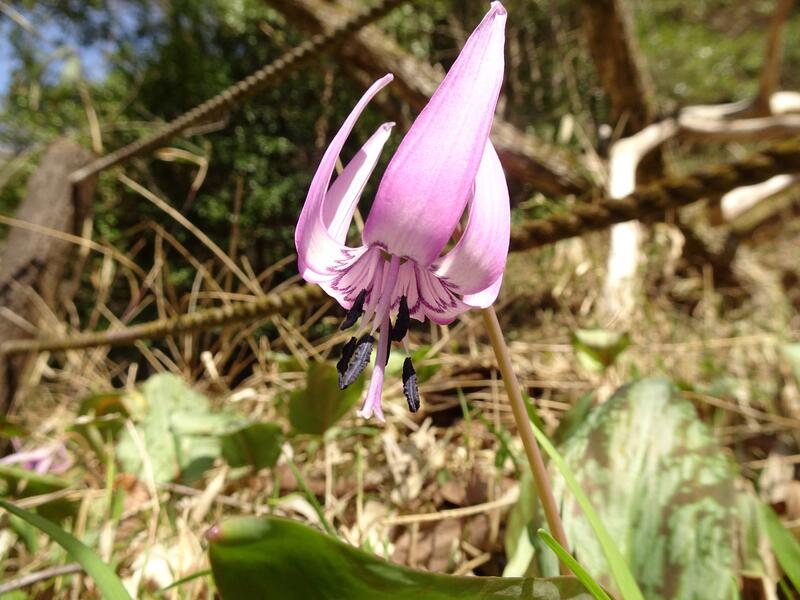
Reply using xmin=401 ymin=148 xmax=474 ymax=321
xmin=208 ymin=516 xmax=592 ymax=599
xmin=289 ymin=362 xmax=364 ymax=435
xmin=528 ymin=418 xmax=644 ymax=600
xmin=522 ymin=378 xmax=748 ymax=600
xmin=116 ymin=373 xmax=243 ymax=483
xmin=762 ymin=504 xmax=800 ymax=591
xmin=537 ymin=529 xmax=612 ymax=600
xmin=570 ymin=329 xmax=629 ymax=373
xmin=220 ymin=422 xmax=283 ymax=470
xmin=0 ymin=498 xmax=132 ymax=600
xmin=0 ymin=465 xmax=76 ymax=521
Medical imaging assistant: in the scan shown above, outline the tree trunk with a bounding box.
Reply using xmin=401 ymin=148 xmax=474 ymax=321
xmin=0 ymin=139 xmax=96 ymax=413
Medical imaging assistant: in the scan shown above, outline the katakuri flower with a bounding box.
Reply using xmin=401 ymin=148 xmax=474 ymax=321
xmin=295 ymin=2 xmax=509 ymax=421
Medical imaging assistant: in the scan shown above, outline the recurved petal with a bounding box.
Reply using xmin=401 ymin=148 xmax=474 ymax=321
xmin=323 ymin=122 xmax=395 ymax=243
xmin=432 ymin=141 xmax=509 ymax=295
xmin=362 ymin=2 xmax=506 ymax=266
xmin=462 ymin=273 xmax=503 ymax=309
xmin=295 ymin=74 xmax=393 ymax=279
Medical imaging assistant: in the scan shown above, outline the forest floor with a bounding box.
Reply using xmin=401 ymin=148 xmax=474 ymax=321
xmin=3 ymin=200 xmax=800 ymax=598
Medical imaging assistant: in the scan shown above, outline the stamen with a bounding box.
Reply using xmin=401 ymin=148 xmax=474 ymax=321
xmin=336 ymin=337 xmax=357 ymax=386
xmin=391 ymin=295 xmax=410 ymax=341
xmin=370 ymin=255 xmax=401 ymax=336
xmin=340 ymin=289 xmax=367 ymax=330
xmin=339 ymin=334 xmax=374 ymax=389
xmin=402 ymin=357 xmax=421 ymax=413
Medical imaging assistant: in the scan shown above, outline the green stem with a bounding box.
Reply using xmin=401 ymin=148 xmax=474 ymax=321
xmin=481 ymin=306 xmax=570 ymax=574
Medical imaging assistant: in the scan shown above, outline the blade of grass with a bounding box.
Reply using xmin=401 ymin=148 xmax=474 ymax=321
xmin=155 ymin=569 xmax=212 ymax=596
xmin=0 ymin=498 xmax=132 ymax=600
xmin=528 ymin=422 xmax=645 ymax=600
xmin=762 ymin=503 xmax=800 ymax=591
xmin=284 ymin=451 xmax=337 ymax=537
xmin=537 ymin=529 xmax=612 ymax=600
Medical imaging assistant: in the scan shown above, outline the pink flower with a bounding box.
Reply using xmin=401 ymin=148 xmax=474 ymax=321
xmin=295 ymin=2 xmax=509 ymax=421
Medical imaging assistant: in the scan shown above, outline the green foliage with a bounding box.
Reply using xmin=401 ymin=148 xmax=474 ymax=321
xmin=508 ymin=379 xmax=766 ymax=600
xmin=762 ymin=504 xmax=800 ymax=592
xmin=288 ymin=362 xmax=364 ymax=435
xmin=570 ymin=329 xmax=630 ymax=373
xmin=536 ymin=529 xmax=612 ymax=600
xmin=0 ymin=498 xmax=132 ymax=600
xmin=220 ymin=422 xmax=283 ymax=470
xmin=208 ymin=515 xmax=593 ymax=599
xmin=116 ymin=373 xmax=243 ymax=483
xmin=0 ymin=465 xmax=75 ymax=522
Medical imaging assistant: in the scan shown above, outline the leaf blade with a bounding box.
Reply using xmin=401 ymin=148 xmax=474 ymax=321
xmin=0 ymin=498 xmax=132 ymax=600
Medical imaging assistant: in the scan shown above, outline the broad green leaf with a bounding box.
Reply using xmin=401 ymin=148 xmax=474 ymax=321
xmin=116 ymin=373 xmax=243 ymax=483
xmin=519 ymin=379 xmax=746 ymax=600
xmin=537 ymin=529 xmax=612 ymax=600
xmin=220 ymin=422 xmax=283 ymax=470
xmin=0 ymin=498 xmax=132 ymax=600
xmin=781 ymin=344 xmax=800 ymax=388
xmin=529 ymin=421 xmax=644 ymax=600
xmin=289 ymin=362 xmax=364 ymax=435
xmin=570 ymin=329 xmax=629 ymax=373
xmin=208 ymin=516 xmax=593 ymax=599
xmin=762 ymin=504 xmax=800 ymax=591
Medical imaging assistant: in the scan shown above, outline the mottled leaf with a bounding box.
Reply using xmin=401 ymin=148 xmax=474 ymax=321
xmin=509 ymin=378 xmax=757 ymax=599
xmin=557 ymin=379 xmax=742 ymax=598
xmin=116 ymin=373 xmax=242 ymax=483
xmin=208 ymin=516 xmax=593 ymax=599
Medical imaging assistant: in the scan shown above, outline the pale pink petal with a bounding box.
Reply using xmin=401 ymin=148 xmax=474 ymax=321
xmin=357 ymin=314 xmax=390 ymax=421
xmin=295 ymin=75 xmax=393 ymax=279
xmin=462 ymin=273 xmax=504 ymax=308
xmin=415 ymin=266 xmax=470 ymax=325
xmin=432 ymin=141 xmax=509 ymax=295
xmin=362 ymin=3 xmax=506 ymax=266
xmin=317 ymin=246 xmax=380 ymax=308
xmin=324 ymin=122 xmax=395 ymax=243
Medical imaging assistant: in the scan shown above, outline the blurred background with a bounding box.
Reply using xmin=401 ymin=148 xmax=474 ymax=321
xmin=1 ymin=0 xmax=800 ymax=598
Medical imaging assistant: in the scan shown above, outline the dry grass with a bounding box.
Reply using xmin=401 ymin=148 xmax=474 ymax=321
xmin=2 ymin=173 xmax=800 ymax=597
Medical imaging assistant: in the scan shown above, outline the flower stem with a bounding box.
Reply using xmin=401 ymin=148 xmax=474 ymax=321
xmin=481 ymin=306 xmax=569 ymax=575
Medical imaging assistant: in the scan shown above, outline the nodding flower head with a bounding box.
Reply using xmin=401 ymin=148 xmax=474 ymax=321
xmin=295 ymin=2 xmax=509 ymax=421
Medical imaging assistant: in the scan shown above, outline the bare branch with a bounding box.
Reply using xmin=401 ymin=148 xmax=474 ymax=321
xmin=265 ymin=0 xmax=590 ymax=196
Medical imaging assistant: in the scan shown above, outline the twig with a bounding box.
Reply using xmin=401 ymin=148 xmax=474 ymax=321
xmin=68 ymin=0 xmax=408 ymax=184
xmin=383 ymin=487 xmax=520 ymax=525
xmin=0 ymin=284 xmax=325 ymax=356
xmin=0 ymin=563 xmax=82 ymax=594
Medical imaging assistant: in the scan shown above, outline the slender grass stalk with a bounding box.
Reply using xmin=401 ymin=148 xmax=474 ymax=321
xmin=284 ymin=452 xmax=337 ymax=537
xmin=480 ymin=306 xmax=570 ymax=574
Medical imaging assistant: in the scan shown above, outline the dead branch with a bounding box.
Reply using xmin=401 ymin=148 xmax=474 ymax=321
xmin=69 ymin=0 xmax=407 ymax=184
xmin=0 ymin=284 xmax=326 ymax=356
xmin=264 ymin=0 xmax=590 ymax=196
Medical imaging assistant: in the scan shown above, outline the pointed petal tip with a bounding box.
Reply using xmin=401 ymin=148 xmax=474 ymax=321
xmin=489 ymin=1 xmax=507 ymax=16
